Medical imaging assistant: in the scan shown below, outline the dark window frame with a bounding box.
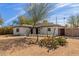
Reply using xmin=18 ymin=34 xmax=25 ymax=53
xmin=48 ymin=28 xmax=51 ymax=31
xmin=16 ymin=28 xmax=19 ymax=32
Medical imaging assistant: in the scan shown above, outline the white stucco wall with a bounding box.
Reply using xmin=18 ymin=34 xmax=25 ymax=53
xmin=39 ymin=27 xmax=59 ymax=36
xmin=13 ymin=27 xmax=30 ymax=36
xmin=13 ymin=26 xmax=62 ymax=36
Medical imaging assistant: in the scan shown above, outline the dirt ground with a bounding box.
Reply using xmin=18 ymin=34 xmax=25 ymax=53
xmin=0 ymin=35 xmax=79 ymax=56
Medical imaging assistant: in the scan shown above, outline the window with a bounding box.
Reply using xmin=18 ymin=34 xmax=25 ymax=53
xmin=16 ymin=28 xmax=19 ymax=32
xmin=48 ymin=28 xmax=51 ymax=31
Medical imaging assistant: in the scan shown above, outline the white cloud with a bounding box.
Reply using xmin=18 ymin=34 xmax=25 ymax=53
xmin=4 ymin=10 xmax=25 ymax=24
xmin=49 ymin=4 xmax=79 ymax=18
xmin=70 ymin=4 xmax=79 ymax=7
xmin=48 ymin=3 xmax=79 ymax=25
xmin=49 ymin=3 xmax=71 ymax=13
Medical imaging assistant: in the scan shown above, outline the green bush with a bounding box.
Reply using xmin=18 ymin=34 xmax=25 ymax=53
xmin=38 ymin=37 xmax=59 ymax=49
xmin=38 ymin=36 xmax=67 ymax=51
xmin=55 ymin=36 xmax=67 ymax=46
xmin=0 ymin=26 xmax=13 ymax=35
xmin=50 ymin=39 xmax=59 ymax=49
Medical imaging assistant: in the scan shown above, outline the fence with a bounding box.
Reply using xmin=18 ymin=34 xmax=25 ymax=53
xmin=65 ymin=28 xmax=79 ymax=37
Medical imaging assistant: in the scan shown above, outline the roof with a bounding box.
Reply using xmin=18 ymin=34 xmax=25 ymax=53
xmin=14 ymin=24 xmax=33 ymax=28
xmin=14 ymin=23 xmax=64 ymax=28
xmin=35 ymin=23 xmax=64 ymax=27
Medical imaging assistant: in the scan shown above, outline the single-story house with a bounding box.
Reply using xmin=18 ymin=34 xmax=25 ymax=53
xmin=13 ymin=23 xmax=65 ymax=36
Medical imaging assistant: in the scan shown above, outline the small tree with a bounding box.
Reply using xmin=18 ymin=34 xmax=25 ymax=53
xmin=25 ymin=19 xmax=34 ymax=25
xmin=53 ymin=16 xmax=57 ymax=37
xmin=67 ymin=15 xmax=79 ymax=36
xmin=67 ymin=15 xmax=79 ymax=28
xmin=76 ymin=15 xmax=79 ymax=27
xmin=67 ymin=15 xmax=76 ymax=28
xmin=0 ymin=15 xmax=4 ymax=27
xmin=26 ymin=3 xmax=55 ymax=43
xmin=12 ymin=16 xmax=34 ymax=26
xmin=11 ymin=20 xmax=18 ymax=26
xmin=0 ymin=19 xmax=4 ymax=26
xmin=18 ymin=16 xmax=27 ymax=25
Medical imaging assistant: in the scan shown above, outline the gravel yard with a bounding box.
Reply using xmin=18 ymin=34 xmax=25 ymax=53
xmin=0 ymin=35 xmax=79 ymax=56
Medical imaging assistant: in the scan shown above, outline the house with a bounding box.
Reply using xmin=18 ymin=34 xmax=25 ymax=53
xmin=13 ymin=23 xmax=65 ymax=36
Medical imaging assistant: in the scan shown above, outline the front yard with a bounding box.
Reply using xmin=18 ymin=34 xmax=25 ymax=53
xmin=0 ymin=35 xmax=79 ymax=56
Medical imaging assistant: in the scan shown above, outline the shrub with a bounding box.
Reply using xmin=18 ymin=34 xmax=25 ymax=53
xmin=38 ymin=36 xmax=59 ymax=49
xmin=38 ymin=36 xmax=67 ymax=51
xmin=50 ymin=39 xmax=59 ymax=49
xmin=55 ymin=36 xmax=67 ymax=46
xmin=0 ymin=26 xmax=13 ymax=35
xmin=38 ymin=39 xmax=45 ymax=47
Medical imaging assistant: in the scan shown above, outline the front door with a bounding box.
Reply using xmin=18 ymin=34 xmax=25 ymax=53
xmin=31 ymin=28 xmax=39 ymax=34
xmin=31 ymin=28 xmax=33 ymax=34
xmin=59 ymin=29 xmax=65 ymax=36
xmin=36 ymin=28 xmax=38 ymax=34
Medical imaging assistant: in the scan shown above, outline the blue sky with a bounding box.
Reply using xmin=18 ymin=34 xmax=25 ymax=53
xmin=0 ymin=3 xmax=79 ymax=26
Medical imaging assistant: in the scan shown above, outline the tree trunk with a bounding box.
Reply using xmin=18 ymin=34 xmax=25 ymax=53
xmin=35 ymin=33 xmax=38 ymax=42
xmin=52 ymin=28 xmax=56 ymax=37
xmin=33 ymin=23 xmax=39 ymax=44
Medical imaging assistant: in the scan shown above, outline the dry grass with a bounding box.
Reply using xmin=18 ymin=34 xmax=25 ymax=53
xmin=0 ymin=35 xmax=79 ymax=56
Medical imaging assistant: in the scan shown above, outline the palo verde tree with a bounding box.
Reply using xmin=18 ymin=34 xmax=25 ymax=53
xmin=67 ymin=15 xmax=79 ymax=28
xmin=26 ymin=3 xmax=55 ymax=43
